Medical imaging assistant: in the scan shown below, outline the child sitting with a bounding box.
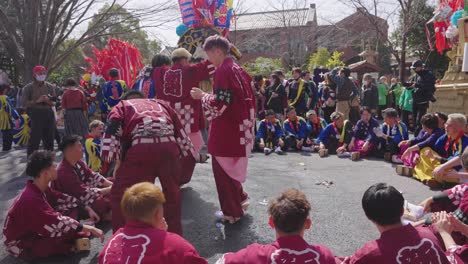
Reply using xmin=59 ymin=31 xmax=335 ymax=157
xmin=375 ymin=108 xmax=408 ymax=163
xmin=255 ymin=109 xmax=285 ymax=155
xmin=99 ymin=182 xmax=207 ymax=264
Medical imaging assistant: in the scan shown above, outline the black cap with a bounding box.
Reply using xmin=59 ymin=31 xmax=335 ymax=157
xmin=411 ymin=60 xmax=424 ymax=69
xmin=383 ymin=108 xmax=398 ymax=118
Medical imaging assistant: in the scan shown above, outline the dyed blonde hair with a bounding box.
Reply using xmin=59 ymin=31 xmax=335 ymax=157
xmin=121 ymin=182 xmax=166 ymax=221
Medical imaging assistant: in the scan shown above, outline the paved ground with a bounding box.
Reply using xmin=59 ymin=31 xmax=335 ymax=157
xmin=0 ymin=146 xmax=439 ymax=264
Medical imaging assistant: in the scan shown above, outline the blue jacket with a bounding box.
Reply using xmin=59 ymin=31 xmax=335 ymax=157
xmin=434 ymin=134 xmax=468 ymax=159
xmin=131 ymin=78 xmax=156 ymax=98
xmin=316 ymin=121 xmax=353 ymax=145
xmin=284 ymin=117 xmax=307 ymax=139
xmin=256 ymin=119 xmax=284 ymax=141
xmin=306 ymin=118 xmax=327 ymax=139
xmin=381 ymin=121 xmax=409 ymax=144
xmin=353 ymin=118 xmax=380 ymax=143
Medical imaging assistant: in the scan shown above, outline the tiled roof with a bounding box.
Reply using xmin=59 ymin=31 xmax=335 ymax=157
xmin=232 ymin=7 xmax=315 ymax=31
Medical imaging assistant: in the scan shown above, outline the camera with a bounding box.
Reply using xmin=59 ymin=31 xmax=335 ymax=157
xmin=47 ymin=94 xmax=58 ymax=102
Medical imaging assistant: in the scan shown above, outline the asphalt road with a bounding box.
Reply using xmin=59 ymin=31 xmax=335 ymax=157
xmin=0 ymin=147 xmax=439 ymax=264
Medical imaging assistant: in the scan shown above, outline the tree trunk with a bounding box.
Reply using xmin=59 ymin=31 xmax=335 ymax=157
xmin=399 ymin=35 xmax=407 ymax=82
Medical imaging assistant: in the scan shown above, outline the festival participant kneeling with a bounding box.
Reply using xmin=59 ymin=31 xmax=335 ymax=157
xmin=255 ymin=109 xmax=285 ymax=155
xmin=53 ymin=135 xmax=113 ymax=223
xmin=215 ymin=188 xmax=336 ymax=264
xmin=99 ymin=182 xmax=207 ymax=264
xmin=340 ymin=183 xmax=450 ymax=264
xmin=283 ymin=106 xmax=309 ymax=151
xmin=374 ymin=108 xmax=409 ymax=163
xmin=413 ymin=113 xmax=468 ymax=187
xmin=3 ymin=150 xmax=104 ymax=260
xmin=316 ymin=111 xmax=353 ymax=155
xmin=348 ymin=106 xmax=379 ymax=158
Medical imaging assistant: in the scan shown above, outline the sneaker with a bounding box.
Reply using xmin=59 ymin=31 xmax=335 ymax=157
xmin=337 ymin=152 xmax=350 ymax=158
xmin=264 ymin=147 xmax=273 ymax=155
xmin=301 ymin=146 xmax=312 ymax=152
xmin=274 ymin=147 xmax=284 ymax=155
xmin=392 ymin=155 xmax=403 ymax=164
xmin=214 ymin=210 xmax=240 ymax=224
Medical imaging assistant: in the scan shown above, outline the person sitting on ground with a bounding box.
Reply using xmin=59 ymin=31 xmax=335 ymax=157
xmin=374 ymin=108 xmax=409 ymax=163
xmin=3 ymin=150 xmax=104 ymax=260
xmin=413 ymin=113 xmax=468 ymax=187
xmin=99 ymin=182 xmax=207 ymax=264
xmin=399 ymin=113 xmax=445 ymax=168
xmin=348 ymin=106 xmax=380 ymax=158
xmin=216 ymin=188 xmax=337 ymax=264
xmin=340 ymin=183 xmax=450 ymax=264
xmin=419 ymin=147 xmax=468 ymax=219
xmin=255 ymin=109 xmax=285 ymax=155
xmin=316 ymin=111 xmax=353 ymax=155
xmin=53 ymin=135 xmax=113 ymax=223
xmin=432 ymin=211 xmax=468 ymax=262
xmin=283 ymin=106 xmax=309 ymax=151
xmin=435 ymin=112 xmax=449 ymax=131
xmin=305 ymin=109 xmax=327 ymax=150
xmin=85 ymin=120 xmax=105 ymax=173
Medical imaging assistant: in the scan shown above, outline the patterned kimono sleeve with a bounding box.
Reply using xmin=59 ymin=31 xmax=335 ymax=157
xmin=102 ymin=101 xmax=125 ymax=162
xmin=165 ymin=102 xmax=194 ymax=157
xmin=57 ymin=169 xmax=102 ymax=208
xmin=30 ymin=198 xmax=80 ymax=238
xmin=201 ymin=69 xmax=232 ymax=121
xmin=45 ymin=188 xmax=80 ymax=214
xmin=80 ymin=162 xmax=106 ymax=188
xmin=445 ymin=184 xmax=468 ymax=207
xmin=192 ymin=60 xmax=215 ymax=83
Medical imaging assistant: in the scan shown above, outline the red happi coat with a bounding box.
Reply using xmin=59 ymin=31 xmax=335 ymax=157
xmin=101 ymin=99 xmax=194 ymax=162
xmin=341 ymin=225 xmax=451 ymax=264
xmin=53 ymin=160 xmax=107 ymax=208
xmin=157 ymin=61 xmax=214 ymax=134
xmin=218 ymin=235 xmax=337 ymax=264
xmin=99 ymin=220 xmax=207 ymax=264
xmin=202 ymin=58 xmax=255 ymax=157
xmin=3 ymin=181 xmax=81 ymax=259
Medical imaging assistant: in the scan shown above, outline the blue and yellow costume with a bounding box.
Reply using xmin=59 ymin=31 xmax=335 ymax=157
xmin=306 ymin=118 xmax=327 ymax=139
xmin=100 ymin=79 xmax=127 ymax=114
xmin=0 ymin=95 xmax=19 ymax=130
xmin=256 ymin=119 xmax=284 ymax=149
xmin=85 ymin=134 xmax=103 ymax=173
xmin=13 ymin=114 xmax=30 ymax=146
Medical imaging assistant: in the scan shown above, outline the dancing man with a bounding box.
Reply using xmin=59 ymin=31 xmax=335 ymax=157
xmin=101 ymin=91 xmax=194 ymax=235
xmin=191 ymin=35 xmax=255 ymax=224
xmin=157 ymin=48 xmax=214 ymax=185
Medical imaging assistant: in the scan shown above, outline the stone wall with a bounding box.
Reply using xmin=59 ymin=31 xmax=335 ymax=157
xmin=429 ymin=84 xmax=468 ymax=114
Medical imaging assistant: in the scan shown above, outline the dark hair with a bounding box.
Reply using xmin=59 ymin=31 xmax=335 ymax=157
xmin=152 ymin=54 xmax=171 ymax=68
xmin=273 ymin=70 xmax=284 ymax=78
xmin=341 ymin=67 xmax=351 ymax=78
xmin=265 ymin=109 xmax=275 ymax=117
xmin=254 ymin=75 xmax=264 ymax=82
xmin=64 ymin=78 xmax=77 ymax=87
xmin=109 ymin=68 xmax=119 ymax=78
xmin=123 ymin=90 xmax=145 ymax=100
xmin=420 ymin=113 xmax=439 ymax=130
xmin=435 ymin=112 xmax=448 ymax=123
xmin=26 ymin=150 xmax=55 ymax=178
xmin=286 ymin=106 xmax=296 ymax=114
xmin=270 ymin=74 xmax=281 ymax=85
xmin=362 ymin=183 xmax=404 ymax=226
xmin=292 ymin=68 xmax=302 ymax=75
xmin=59 ymin=135 xmax=82 ymax=152
xmin=268 ymin=188 xmax=311 ymax=234
xmin=0 ymin=83 xmax=10 ymax=94
xmin=203 ymin=35 xmax=230 ymax=54
xmin=383 ymin=108 xmax=398 ymax=118
xmin=360 ymin=106 xmax=371 ymax=115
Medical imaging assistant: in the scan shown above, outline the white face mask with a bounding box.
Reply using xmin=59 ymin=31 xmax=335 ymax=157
xmin=36 ymin=75 xmax=47 ymax=82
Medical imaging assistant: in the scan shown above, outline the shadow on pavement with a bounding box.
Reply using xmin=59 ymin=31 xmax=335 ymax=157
xmin=181 ymin=187 xmax=268 ymax=261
